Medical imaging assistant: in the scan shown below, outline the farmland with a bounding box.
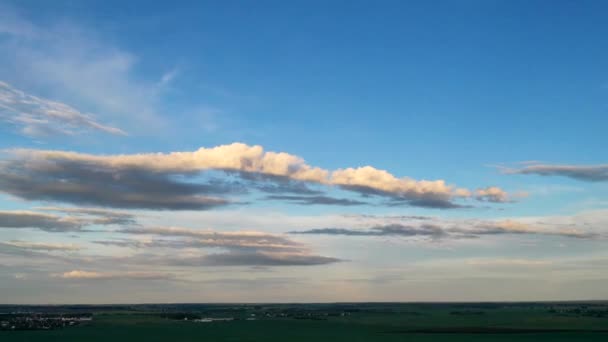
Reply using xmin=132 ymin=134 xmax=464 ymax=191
xmin=1 ymin=302 xmax=608 ymax=341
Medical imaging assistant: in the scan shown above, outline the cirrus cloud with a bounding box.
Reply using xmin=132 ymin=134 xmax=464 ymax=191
xmin=0 ymin=81 xmax=126 ymax=137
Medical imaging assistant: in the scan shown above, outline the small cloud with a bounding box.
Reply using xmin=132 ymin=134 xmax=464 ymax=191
xmin=36 ymin=206 xmax=137 ymax=225
xmin=59 ymin=270 xmax=103 ymax=279
xmin=265 ymin=195 xmax=367 ymax=206
xmin=466 ymin=258 xmax=552 ymax=267
xmin=57 ymin=270 xmax=174 ymax=280
xmin=158 ymin=68 xmax=179 ymax=87
xmin=200 ymin=252 xmax=341 ymax=267
xmin=475 ymin=186 xmax=510 ymax=203
xmin=502 ymin=163 xmax=608 ymax=182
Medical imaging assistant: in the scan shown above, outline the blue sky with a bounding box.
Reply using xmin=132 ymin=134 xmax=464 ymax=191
xmin=0 ymin=0 xmax=607 ymax=303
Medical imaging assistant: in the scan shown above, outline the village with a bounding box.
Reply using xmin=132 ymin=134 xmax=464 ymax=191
xmin=0 ymin=313 xmax=92 ymax=331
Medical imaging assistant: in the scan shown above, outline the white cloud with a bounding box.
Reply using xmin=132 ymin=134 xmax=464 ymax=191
xmin=475 ymin=186 xmax=511 ymax=202
xmin=331 ymin=166 xmax=456 ymax=202
xmin=3 ymin=143 xmax=511 ymax=209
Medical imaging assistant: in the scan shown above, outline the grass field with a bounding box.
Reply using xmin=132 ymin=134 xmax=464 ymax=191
xmin=2 ymin=303 xmax=608 ymax=341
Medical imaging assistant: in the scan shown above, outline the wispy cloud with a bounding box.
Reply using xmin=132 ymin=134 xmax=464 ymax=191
xmin=465 ymin=258 xmax=552 ymax=267
xmin=117 ymin=226 xmax=303 ymax=252
xmin=57 ymin=270 xmax=174 ymax=280
xmin=0 ymin=210 xmax=84 ymax=232
xmin=0 ymin=81 xmax=126 ymax=137
xmin=503 ymin=163 xmax=608 ymax=182
xmin=158 ymin=68 xmax=179 ymax=87
xmin=36 ymin=207 xmax=137 ymax=226
xmin=291 ymin=224 xmax=446 ymax=238
xmin=0 ymin=208 xmax=136 ymax=232
xmin=0 ymin=240 xmax=81 ymax=252
xmin=0 ymin=5 xmax=175 ymax=134
xmin=106 ymin=226 xmax=342 ymax=266
xmin=291 ymin=216 xmax=600 ymax=240
xmin=264 ymin=195 xmax=367 ymax=206
xmin=106 ymin=251 xmax=341 ymax=267
xmin=198 ymin=252 xmax=340 ymax=267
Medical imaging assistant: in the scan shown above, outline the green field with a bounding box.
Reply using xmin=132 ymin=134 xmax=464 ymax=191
xmin=2 ymin=303 xmax=608 ymax=341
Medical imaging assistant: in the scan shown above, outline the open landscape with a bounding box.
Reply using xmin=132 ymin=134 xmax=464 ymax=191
xmin=2 ymin=302 xmax=608 ymax=341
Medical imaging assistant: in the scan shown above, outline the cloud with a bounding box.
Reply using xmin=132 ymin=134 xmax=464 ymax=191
xmin=111 ymin=251 xmax=341 ymax=267
xmin=254 ymin=180 xmax=323 ymax=195
xmin=199 ymin=252 xmax=340 ymax=266
xmin=504 ymin=163 xmax=608 ymax=182
xmin=466 ymin=259 xmax=552 ymax=267
xmin=475 ymin=186 xmax=510 ymax=203
xmin=91 ymin=239 xmax=150 ymax=249
xmin=0 ymin=240 xmax=80 ymax=251
xmin=385 ymin=198 xmax=471 ymax=209
xmin=0 ymin=156 xmax=232 ymax=210
xmin=118 ymin=226 xmax=303 ymax=252
xmin=0 ymin=143 xmax=509 ymax=209
xmin=0 ymin=210 xmax=83 ymax=232
xmin=449 ymin=220 xmax=598 ymax=239
xmin=342 ymin=214 xmax=433 ymax=220
xmin=0 ymin=7 xmax=166 ymax=131
xmin=58 ymin=270 xmax=173 ymax=280
xmin=0 ymin=7 xmax=38 ymax=38
xmin=330 ymin=166 xmax=471 ymax=207
xmin=0 ymin=81 xmax=126 ymax=137
xmin=0 ymin=208 xmax=137 ymax=232
xmin=265 ymin=195 xmax=367 ymax=206
xmin=9 ymin=143 xmax=327 ymax=182
xmin=158 ymin=69 xmax=179 ymax=87
xmin=36 ymin=207 xmax=137 ymax=225
xmin=292 ymin=224 xmax=446 ymax=238
xmin=291 ymin=217 xmax=600 ymax=240
xmin=108 ymin=226 xmax=342 ymax=267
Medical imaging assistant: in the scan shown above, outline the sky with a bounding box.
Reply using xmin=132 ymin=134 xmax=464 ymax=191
xmin=0 ymin=0 xmax=607 ymax=304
